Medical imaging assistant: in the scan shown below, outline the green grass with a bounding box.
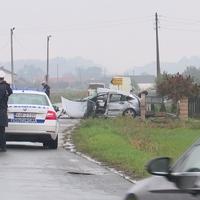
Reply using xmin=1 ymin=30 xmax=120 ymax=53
xmin=73 ymin=117 xmax=200 ymax=178
xmin=50 ymin=89 xmax=87 ymax=103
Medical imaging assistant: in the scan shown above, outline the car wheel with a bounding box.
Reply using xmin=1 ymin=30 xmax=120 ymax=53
xmin=125 ymin=194 xmax=137 ymax=200
xmin=123 ymin=109 xmax=136 ymax=118
xmin=48 ymin=136 xmax=58 ymax=149
xmin=43 ymin=142 xmax=49 ymax=149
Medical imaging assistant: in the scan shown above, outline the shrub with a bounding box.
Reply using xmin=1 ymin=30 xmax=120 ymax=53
xmin=156 ymin=73 xmax=200 ymax=103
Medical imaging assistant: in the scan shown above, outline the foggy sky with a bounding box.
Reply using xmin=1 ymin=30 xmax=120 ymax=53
xmin=0 ymin=0 xmax=200 ymax=73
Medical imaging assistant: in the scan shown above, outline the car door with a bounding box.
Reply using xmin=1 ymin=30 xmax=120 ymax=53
xmin=95 ymin=93 xmax=108 ymax=115
xmin=145 ymin=176 xmax=198 ymax=200
xmin=147 ymin=144 xmax=200 ymax=200
xmin=105 ymin=93 xmax=128 ymax=117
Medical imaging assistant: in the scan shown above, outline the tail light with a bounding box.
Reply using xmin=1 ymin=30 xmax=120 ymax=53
xmin=46 ymin=110 xmax=57 ymax=120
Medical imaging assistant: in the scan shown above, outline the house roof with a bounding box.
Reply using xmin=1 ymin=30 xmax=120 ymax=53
xmin=132 ymin=75 xmax=155 ymax=84
xmin=0 ymin=66 xmax=17 ymax=75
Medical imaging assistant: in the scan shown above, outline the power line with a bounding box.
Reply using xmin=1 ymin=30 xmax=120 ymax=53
xmin=154 ymin=15 xmax=200 ymax=33
xmin=160 ymin=15 xmax=200 ymax=28
xmin=161 ymin=15 xmax=200 ymax=23
xmin=12 ymin=34 xmax=36 ymax=57
xmin=161 ymin=26 xmax=200 ymax=33
xmin=0 ymin=40 xmax=9 ymax=52
xmin=6 ymin=16 xmax=154 ymax=34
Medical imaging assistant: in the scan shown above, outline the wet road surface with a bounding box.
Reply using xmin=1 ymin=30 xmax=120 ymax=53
xmin=0 ymin=119 xmax=133 ymax=200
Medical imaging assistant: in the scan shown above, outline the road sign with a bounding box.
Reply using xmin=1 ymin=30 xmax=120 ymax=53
xmin=111 ymin=77 xmax=123 ymax=85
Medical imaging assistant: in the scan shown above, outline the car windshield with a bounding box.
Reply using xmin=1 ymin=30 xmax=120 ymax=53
xmin=8 ymin=93 xmax=50 ymax=106
xmin=173 ymin=144 xmax=200 ymax=172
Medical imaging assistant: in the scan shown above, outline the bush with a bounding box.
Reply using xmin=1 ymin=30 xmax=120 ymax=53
xmin=156 ymin=73 xmax=200 ymax=103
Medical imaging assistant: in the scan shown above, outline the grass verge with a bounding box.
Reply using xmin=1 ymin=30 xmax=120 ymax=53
xmin=72 ymin=117 xmax=200 ymax=179
xmin=51 ymin=89 xmax=87 ymax=103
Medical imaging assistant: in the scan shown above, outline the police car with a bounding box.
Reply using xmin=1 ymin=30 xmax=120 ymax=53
xmin=6 ymin=90 xmax=59 ymax=149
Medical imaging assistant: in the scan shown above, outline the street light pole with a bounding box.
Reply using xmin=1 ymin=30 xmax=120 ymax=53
xmin=155 ymin=12 xmax=161 ymax=78
xmin=10 ymin=27 xmax=15 ymax=86
xmin=57 ymin=64 xmax=59 ymax=82
xmin=46 ymin=35 xmax=51 ymax=84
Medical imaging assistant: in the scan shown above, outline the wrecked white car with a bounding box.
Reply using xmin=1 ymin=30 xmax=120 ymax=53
xmin=61 ymin=88 xmax=140 ymax=119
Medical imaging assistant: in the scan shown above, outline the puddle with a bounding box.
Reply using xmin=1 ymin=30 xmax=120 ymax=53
xmin=66 ymin=171 xmax=93 ymax=176
xmin=62 ymin=119 xmax=136 ymax=184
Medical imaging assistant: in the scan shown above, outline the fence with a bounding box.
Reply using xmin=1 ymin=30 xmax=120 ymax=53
xmin=145 ymin=95 xmax=163 ymax=112
xmin=188 ymin=97 xmax=200 ymax=118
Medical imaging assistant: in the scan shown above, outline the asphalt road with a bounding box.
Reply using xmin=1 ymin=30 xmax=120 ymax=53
xmin=0 ymin=119 xmax=133 ymax=200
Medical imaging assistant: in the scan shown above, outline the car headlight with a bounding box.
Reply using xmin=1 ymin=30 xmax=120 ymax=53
xmin=125 ymin=194 xmax=137 ymax=200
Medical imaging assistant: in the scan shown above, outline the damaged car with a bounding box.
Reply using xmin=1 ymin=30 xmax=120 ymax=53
xmin=61 ymin=88 xmax=140 ymax=118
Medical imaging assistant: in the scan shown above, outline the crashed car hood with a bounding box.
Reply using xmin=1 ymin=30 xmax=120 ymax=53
xmin=61 ymin=97 xmax=87 ymax=118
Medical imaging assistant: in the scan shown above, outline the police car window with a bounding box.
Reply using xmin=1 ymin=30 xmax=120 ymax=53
xmin=8 ymin=94 xmax=49 ymax=106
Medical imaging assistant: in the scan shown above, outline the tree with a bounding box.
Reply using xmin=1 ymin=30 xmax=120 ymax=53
xmin=183 ymin=66 xmax=200 ymax=84
xmin=86 ymin=66 xmax=103 ymax=79
xmin=156 ymin=72 xmax=200 ymax=103
xmin=75 ymin=66 xmax=103 ymax=83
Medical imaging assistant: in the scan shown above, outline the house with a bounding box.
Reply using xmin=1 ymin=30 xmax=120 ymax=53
xmin=132 ymin=75 xmax=156 ymax=91
xmin=0 ymin=66 xmax=17 ymax=84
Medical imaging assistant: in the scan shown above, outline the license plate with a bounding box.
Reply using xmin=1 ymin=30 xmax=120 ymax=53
xmin=14 ymin=112 xmax=36 ymax=118
xmin=12 ymin=112 xmax=36 ymax=123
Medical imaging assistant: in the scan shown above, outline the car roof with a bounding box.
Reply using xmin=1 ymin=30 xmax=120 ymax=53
xmin=12 ymin=90 xmax=46 ymax=95
xmin=97 ymin=88 xmax=138 ymax=98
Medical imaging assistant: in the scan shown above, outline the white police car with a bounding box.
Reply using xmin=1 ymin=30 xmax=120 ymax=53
xmin=6 ymin=90 xmax=59 ymax=149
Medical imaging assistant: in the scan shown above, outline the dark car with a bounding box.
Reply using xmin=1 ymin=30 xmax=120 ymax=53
xmin=124 ymin=138 xmax=200 ymax=200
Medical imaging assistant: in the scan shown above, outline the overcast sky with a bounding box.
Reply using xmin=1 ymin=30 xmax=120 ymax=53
xmin=1 ymin=0 xmax=200 ymax=73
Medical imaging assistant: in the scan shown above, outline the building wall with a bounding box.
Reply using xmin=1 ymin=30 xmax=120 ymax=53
xmin=138 ymin=83 xmax=154 ymax=91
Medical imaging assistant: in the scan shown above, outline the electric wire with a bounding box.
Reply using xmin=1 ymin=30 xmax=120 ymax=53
xmin=13 ymin=16 xmax=154 ymax=34
xmin=0 ymin=40 xmax=9 ymax=52
xmin=158 ymin=15 xmax=200 ymax=33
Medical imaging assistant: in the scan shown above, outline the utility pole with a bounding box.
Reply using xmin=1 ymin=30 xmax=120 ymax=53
xmin=10 ymin=27 xmax=15 ymax=86
xmin=46 ymin=35 xmax=51 ymax=84
xmin=57 ymin=64 xmax=59 ymax=82
xmin=103 ymin=67 xmax=106 ymax=80
xmin=155 ymin=12 xmax=161 ymax=78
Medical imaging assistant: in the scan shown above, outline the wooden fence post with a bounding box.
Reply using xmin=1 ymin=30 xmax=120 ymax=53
xmin=140 ymin=93 xmax=146 ymax=120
